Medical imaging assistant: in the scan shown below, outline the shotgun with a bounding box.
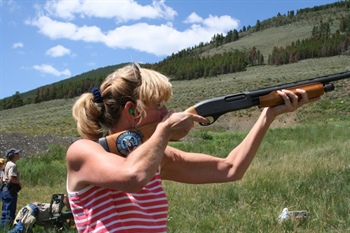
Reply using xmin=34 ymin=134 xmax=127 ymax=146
xmin=99 ymin=71 xmax=350 ymax=156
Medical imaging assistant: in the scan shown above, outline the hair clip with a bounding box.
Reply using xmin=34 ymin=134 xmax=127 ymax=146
xmin=91 ymin=87 xmax=103 ymax=103
xmin=131 ymin=62 xmax=141 ymax=80
xmin=132 ymin=62 xmax=140 ymax=71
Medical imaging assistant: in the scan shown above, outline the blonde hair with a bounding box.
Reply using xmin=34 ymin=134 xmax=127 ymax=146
xmin=72 ymin=63 xmax=173 ymax=141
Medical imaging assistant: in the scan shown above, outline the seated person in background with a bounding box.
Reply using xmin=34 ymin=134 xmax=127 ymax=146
xmin=9 ymin=194 xmax=72 ymax=233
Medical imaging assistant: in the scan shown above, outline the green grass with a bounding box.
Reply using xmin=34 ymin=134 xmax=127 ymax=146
xmin=165 ymin=121 xmax=350 ymax=232
xmin=16 ymin=144 xmax=68 ymax=206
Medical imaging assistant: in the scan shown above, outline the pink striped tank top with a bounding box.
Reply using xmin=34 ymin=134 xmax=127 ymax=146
xmin=67 ymin=170 xmax=168 ymax=232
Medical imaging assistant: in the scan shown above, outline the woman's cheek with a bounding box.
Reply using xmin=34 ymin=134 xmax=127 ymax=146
xmin=160 ymin=109 xmax=168 ymax=119
xmin=144 ymin=111 xmax=164 ymax=124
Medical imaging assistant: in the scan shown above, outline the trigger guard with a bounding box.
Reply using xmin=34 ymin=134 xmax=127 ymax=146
xmin=199 ymin=115 xmax=218 ymax=126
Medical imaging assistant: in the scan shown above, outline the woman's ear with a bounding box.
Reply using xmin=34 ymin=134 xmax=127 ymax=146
xmin=124 ymin=101 xmax=137 ymax=123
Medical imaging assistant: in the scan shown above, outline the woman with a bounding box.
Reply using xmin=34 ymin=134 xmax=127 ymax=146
xmin=66 ymin=63 xmax=318 ymax=232
xmin=1 ymin=148 xmax=21 ymax=227
xmin=0 ymin=158 xmax=5 ymax=202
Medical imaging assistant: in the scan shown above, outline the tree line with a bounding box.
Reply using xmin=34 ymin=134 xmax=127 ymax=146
xmin=268 ymin=18 xmax=350 ymax=65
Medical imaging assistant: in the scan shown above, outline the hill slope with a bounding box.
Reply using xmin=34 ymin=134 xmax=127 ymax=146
xmin=1 ymin=55 xmax=349 ymax=156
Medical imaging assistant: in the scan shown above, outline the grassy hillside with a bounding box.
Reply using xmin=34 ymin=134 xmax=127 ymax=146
xmin=0 ymin=56 xmax=349 ymax=138
xmin=205 ymin=23 xmax=313 ymax=60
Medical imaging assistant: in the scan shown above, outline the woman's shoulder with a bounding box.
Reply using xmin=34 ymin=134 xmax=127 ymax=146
xmin=67 ymin=139 xmax=95 ymax=159
xmin=68 ymin=138 xmax=98 ymax=150
xmin=66 ymin=138 xmax=106 ymax=162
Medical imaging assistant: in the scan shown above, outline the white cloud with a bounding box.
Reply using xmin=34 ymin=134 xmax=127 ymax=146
xmin=12 ymin=42 xmax=24 ymax=48
xmin=26 ymin=0 xmax=240 ymax=57
xmin=46 ymin=45 xmax=71 ymax=57
xmin=203 ymin=15 xmax=239 ymax=31
xmin=43 ymin=0 xmax=177 ymax=22
xmin=103 ymin=22 xmax=219 ymax=56
xmin=33 ymin=64 xmax=71 ymax=76
xmin=184 ymin=12 xmax=203 ymax=24
xmin=151 ymin=0 xmax=177 ymax=21
xmin=26 ymin=16 xmax=79 ymax=40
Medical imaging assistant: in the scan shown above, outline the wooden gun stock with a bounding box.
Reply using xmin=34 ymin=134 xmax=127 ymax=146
xmin=259 ymin=82 xmax=327 ymax=107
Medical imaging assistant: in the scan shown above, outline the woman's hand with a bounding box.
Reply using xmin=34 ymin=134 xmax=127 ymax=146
xmin=161 ymin=111 xmax=209 ymax=141
xmin=267 ymin=89 xmax=320 ymax=119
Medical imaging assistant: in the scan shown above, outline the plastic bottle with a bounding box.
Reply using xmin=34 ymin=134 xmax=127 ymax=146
xmin=278 ymin=208 xmax=290 ymax=223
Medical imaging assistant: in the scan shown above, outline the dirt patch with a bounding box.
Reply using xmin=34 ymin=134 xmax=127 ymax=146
xmin=0 ymin=132 xmax=78 ymax=158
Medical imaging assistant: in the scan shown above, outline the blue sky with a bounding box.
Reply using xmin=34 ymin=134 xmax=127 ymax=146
xmin=0 ymin=0 xmax=339 ymax=99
